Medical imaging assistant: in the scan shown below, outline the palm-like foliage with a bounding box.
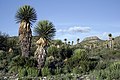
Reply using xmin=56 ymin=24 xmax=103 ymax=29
xmin=15 ymin=5 xmax=37 ymax=24
xmin=108 ymin=33 xmax=112 ymax=38
xmin=34 ymin=20 xmax=56 ymax=41
xmin=15 ymin=5 xmax=37 ymax=57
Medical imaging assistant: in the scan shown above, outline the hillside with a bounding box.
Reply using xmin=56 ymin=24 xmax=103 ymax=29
xmin=0 ymin=35 xmax=120 ymax=79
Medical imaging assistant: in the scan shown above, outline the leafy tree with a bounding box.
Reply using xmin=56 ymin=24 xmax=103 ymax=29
xmin=15 ymin=5 xmax=37 ymax=57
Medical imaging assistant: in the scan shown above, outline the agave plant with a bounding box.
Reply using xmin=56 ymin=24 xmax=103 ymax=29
xmin=15 ymin=5 xmax=37 ymax=57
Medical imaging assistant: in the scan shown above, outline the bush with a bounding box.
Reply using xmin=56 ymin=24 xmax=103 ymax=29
xmin=66 ymin=49 xmax=88 ymax=67
xmin=18 ymin=67 xmax=27 ymax=77
xmin=58 ymin=45 xmax=73 ymax=59
xmin=73 ymin=49 xmax=88 ymax=60
xmin=47 ymin=46 xmax=58 ymax=58
xmin=0 ymin=32 xmax=9 ymax=51
xmin=95 ymin=61 xmax=111 ymax=70
xmin=27 ymin=67 xmax=38 ymax=77
xmin=72 ymin=67 xmax=82 ymax=74
xmin=55 ymin=67 xmax=62 ymax=75
xmin=41 ymin=67 xmax=50 ymax=76
xmin=90 ymin=61 xmax=120 ymax=80
xmin=62 ymin=65 xmax=71 ymax=74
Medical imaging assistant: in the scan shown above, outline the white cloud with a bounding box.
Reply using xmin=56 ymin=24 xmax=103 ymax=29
xmin=102 ymin=32 xmax=108 ymax=36
xmin=57 ymin=26 xmax=91 ymax=33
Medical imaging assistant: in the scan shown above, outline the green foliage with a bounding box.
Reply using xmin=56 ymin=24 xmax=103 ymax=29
xmin=34 ymin=20 xmax=56 ymax=41
xmin=66 ymin=49 xmax=88 ymax=67
xmin=73 ymin=49 xmax=88 ymax=60
xmin=8 ymin=66 xmax=18 ymax=74
xmin=59 ymin=45 xmax=73 ymax=59
xmin=90 ymin=61 xmax=120 ymax=80
xmin=15 ymin=5 xmax=37 ymax=23
xmin=27 ymin=67 xmax=38 ymax=77
xmin=47 ymin=46 xmax=58 ymax=58
xmin=18 ymin=67 xmax=27 ymax=77
xmin=41 ymin=67 xmax=50 ymax=76
xmin=72 ymin=67 xmax=82 ymax=74
xmin=1 ymin=33 xmax=120 ymax=79
xmin=7 ymin=36 xmax=18 ymax=49
xmin=11 ymin=56 xmax=37 ymax=68
xmin=52 ymin=39 xmax=63 ymax=45
xmin=55 ymin=67 xmax=62 ymax=75
xmin=62 ymin=65 xmax=71 ymax=74
xmin=95 ymin=61 xmax=111 ymax=70
xmin=98 ymin=49 xmax=120 ymax=61
xmin=0 ymin=32 xmax=9 ymax=51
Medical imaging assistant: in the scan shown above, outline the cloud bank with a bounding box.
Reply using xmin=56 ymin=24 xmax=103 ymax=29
xmin=57 ymin=26 xmax=91 ymax=33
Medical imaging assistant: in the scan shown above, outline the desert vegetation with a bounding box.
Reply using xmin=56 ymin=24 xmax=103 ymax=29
xmin=0 ymin=5 xmax=120 ymax=80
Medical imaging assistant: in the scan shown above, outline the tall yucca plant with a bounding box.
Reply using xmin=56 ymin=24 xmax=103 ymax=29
xmin=15 ymin=5 xmax=37 ymax=57
xmin=34 ymin=20 xmax=56 ymax=69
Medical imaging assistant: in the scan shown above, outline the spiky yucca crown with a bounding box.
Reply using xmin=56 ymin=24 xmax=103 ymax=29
xmin=34 ymin=20 xmax=56 ymax=41
xmin=15 ymin=5 xmax=37 ymax=24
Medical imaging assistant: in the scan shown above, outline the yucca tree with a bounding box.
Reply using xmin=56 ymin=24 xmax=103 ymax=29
xmin=15 ymin=5 xmax=37 ymax=57
xmin=108 ymin=33 xmax=112 ymax=48
xmin=72 ymin=41 xmax=74 ymax=45
xmin=34 ymin=20 xmax=56 ymax=44
xmin=34 ymin=20 xmax=56 ymax=68
xmin=64 ymin=38 xmax=67 ymax=44
xmin=108 ymin=33 xmax=112 ymax=40
xmin=77 ymin=38 xmax=80 ymax=44
xmin=68 ymin=41 xmax=70 ymax=45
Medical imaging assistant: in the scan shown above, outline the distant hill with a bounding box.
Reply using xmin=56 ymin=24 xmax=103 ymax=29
xmin=82 ymin=36 xmax=102 ymax=43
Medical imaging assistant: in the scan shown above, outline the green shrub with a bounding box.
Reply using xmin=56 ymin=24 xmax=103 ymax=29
xmin=55 ymin=67 xmax=62 ymax=75
xmin=0 ymin=32 xmax=9 ymax=51
xmin=72 ymin=67 xmax=82 ymax=74
xmin=27 ymin=67 xmax=38 ymax=77
xmin=62 ymin=65 xmax=71 ymax=74
xmin=8 ymin=66 xmax=18 ymax=74
xmin=41 ymin=67 xmax=50 ymax=76
xmin=73 ymin=49 xmax=88 ymax=60
xmin=90 ymin=61 xmax=120 ymax=80
xmin=58 ymin=45 xmax=73 ymax=59
xmin=18 ymin=67 xmax=27 ymax=77
xmin=95 ymin=61 xmax=111 ymax=70
xmin=47 ymin=46 xmax=59 ymax=58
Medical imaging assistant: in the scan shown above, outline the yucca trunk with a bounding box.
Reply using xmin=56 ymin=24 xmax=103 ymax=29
xmin=19 ymin=21 xmax=32 ymax=57
xmin=109 ymin=36 xmax=112 ymax=49
xmin=34 ymin=38 xmax=47 ymax=69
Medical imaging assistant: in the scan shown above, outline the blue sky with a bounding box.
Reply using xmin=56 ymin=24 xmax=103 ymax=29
xmin=0 ymin=0 xmax=120 ymax=43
